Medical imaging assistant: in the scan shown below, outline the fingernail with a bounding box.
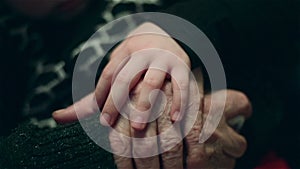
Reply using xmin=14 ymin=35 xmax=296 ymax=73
xmin=172 ymin=111 xmax=182 ymax=121
xmin=132 ymin=116 xmax=146 ymax=130
xmin=100 ymin=113 xmax=111 ymax=126
xmin=52 ymin=109 xmax=65 ymax=116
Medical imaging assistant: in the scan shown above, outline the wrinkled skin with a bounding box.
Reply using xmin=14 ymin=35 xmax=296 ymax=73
xmin=53 ymin=67 xmax=252 ymax=168
xmin=184 ymin=90 xmax=251 ymax=169
xmin=110 ymin=77 xmax=252 ymax=169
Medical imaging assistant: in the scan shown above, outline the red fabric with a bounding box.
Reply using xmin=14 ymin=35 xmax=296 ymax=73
xmin=255 ymin=152 xmax=290 ymax=169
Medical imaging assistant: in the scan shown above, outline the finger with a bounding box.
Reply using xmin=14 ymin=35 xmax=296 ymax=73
xmin=182 ymin=82 xmax=204 ymax=168
xmin=218 ymin=126 xmax=247 ymax=158
xmin=131 ymin=121 xmax=160 ymax=169
xmin=100 ymin=57 xmax=148 ymax=126
xmin=196 ymin=129 xmax=237 ymax=169
xmin=52 ymin=46 xmax=131 ymax=124
xmin=202 ymin=114 xmax=247 ymax=159
xmin=109 ymin=115 xmax=134 ymax=169
xmin=203 ymin=90 xmax=252 ymax=120
xmin=131 ymin=68 xmax=166 ymax=130
xmin=52 ymin=93 xmax=98 ymax=123
xmin=54 ymin=44 xmax=130 ymax=123
xmin=95 ymin=43 xmax=130 ymax=110
xmin=183 ymin=68 xmax=206 ymax=168
xmin=184 ymin=109 xmax=206 ymax=169
xmin=157 ymin=82 xmax=183 ymax=169
xmin=170 ymin=66 xmax=190 ymax=121
xmin=203 ymin=90 xmax=248 ymax=158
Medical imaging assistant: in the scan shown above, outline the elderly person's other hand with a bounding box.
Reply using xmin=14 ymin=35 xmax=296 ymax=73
xmin=185 ymin=89 xmax=251 ymax=169
xmin=110 ymin=74 xmax=251 ymax=169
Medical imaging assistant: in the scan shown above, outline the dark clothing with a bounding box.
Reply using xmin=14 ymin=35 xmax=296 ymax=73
xmin=0 ymin=115 xmax=117 ymax=169
xmin=0 ymin=0 xmax=299 ymax=168
xmin=164 ymin=1 xmax=300 ymax=168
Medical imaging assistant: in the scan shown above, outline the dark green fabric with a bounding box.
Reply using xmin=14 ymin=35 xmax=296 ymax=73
xmin=0 ymin=116 xmax=117 ymax=169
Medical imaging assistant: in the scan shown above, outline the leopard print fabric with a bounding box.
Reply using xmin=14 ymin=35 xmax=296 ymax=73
xmin=0 ymin=0 xmax=163 ymax=120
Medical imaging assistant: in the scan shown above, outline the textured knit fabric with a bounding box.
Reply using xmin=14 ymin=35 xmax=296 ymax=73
xmin=0 ymin=115 xmax=117 ymax=169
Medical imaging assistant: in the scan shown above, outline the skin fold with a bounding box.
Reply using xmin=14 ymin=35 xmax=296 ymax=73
xmin=108 ymin=72 xmax=252 ymax=169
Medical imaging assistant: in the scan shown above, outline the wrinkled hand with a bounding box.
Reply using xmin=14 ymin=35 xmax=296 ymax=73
xmin=110 ymin=80 xmax=251 ymax=169
xmin=53 ymin=22 xmax=192 ymax=130
xmin=185 ymin=89 xmax=251 ymax=169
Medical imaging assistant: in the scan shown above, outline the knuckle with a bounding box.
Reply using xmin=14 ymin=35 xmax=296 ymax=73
xmin=109 ymin=131 xmax=131 ymax=156
xmin=133 ymin=139 xmax=157 ymax=158
xmin=101 ymin=67 xmax=113 ymax=80
xmin=186 ymin=124 xmax=202 ymax=145
xmin=160 ymin=133 xmax=182 ymax=152
xmin=125 ymin=39 xmax=139 ymax=52
xmin=204 ymin=145 xmax=217 ymax=158
xmin=137 ymin=101 xmax=151 ymax=111
xmin=125 ymin=39 xmax=134 ymax=49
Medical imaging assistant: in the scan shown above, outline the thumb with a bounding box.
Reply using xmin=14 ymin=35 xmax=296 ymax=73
xmin=52 ymin=93 xmax=99 ymax=124
xmin=204 ymin=90 xmax=252 ymax=120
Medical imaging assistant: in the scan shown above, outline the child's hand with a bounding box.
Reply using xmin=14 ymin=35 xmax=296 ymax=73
xmin=53 ymin=22 xmax=192 ymax=130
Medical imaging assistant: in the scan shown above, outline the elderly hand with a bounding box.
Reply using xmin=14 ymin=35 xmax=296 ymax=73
xmin=184 ymin=89 xmax=251 ymax=169
xmin=110 ymin=78 xmax=251 ymax=169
